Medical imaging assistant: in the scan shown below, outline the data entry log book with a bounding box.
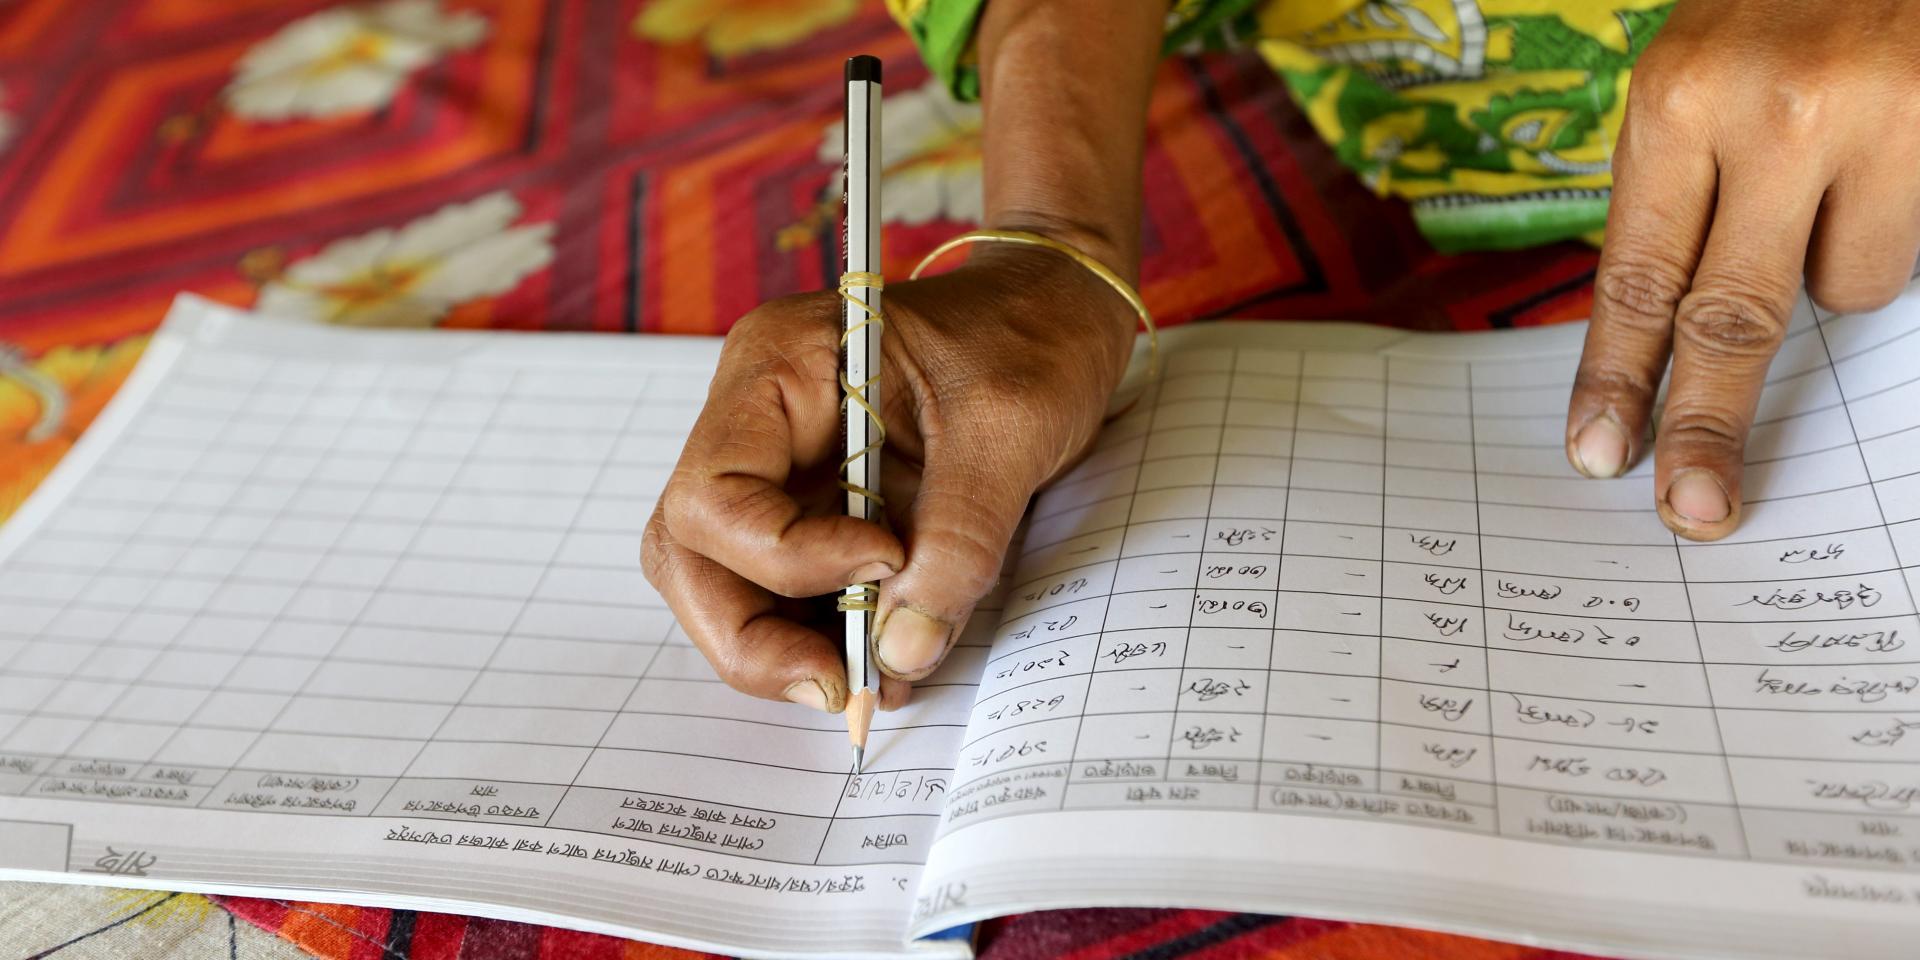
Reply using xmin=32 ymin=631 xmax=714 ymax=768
xmin=4 ymin=293 xmax=1920 ymax=960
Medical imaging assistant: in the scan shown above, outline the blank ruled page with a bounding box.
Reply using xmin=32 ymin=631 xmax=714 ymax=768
xmin=914 ymin=290 xmax=1920 ymax=959
xmin=0 ymin=297 xmax=976 ymax=960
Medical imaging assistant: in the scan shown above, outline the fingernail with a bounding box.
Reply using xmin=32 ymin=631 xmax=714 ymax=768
xmin=876 ymin=607 xmax=951 ymax=677
xmin=848 ymin=561 xmax=898 ymax=584
xmin=1666 ymin=470 xmax=1731 ymax=524
xmin=784 ymin=679 xmax=830 ymax=712
xmin=1573 ymin=416 xmax=1629 ymax=479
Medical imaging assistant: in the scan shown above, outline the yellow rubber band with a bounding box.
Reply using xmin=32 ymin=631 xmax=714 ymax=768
xmin=836 ymin=270 xmax=885 ymax=615
xmin=836 ymin=582 xmax=878 ymax=614
xmin=834 ymin=233 xmax=1153 ymax=613
xmin=910 ymin=229 xmax=1159 ymax=381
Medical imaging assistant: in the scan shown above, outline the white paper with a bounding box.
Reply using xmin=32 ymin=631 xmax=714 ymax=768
xmin=14 ymin=290 xmax=1920 ymax=960
xmin=0 ymin=296 xmax=975 ymax=960
xmin=911 ymin=290 xmax=1920 ymax=959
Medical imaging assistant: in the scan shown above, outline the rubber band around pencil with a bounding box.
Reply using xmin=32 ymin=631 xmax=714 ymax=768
xmin=836 ymin=269 xmax=885 ymax=616
xmin=910 ymin=229 xmax=1160 ymax=381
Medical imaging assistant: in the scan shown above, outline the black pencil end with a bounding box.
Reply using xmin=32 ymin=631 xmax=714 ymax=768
xmin=845 ymin=55 xmax=881 ymax=84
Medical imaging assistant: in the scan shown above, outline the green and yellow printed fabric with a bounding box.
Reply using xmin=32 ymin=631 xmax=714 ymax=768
xmin=884 ymin=0 xmax=1675 ymax=252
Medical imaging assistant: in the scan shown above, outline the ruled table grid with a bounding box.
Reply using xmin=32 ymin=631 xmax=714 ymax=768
xmin=946 ymin=303 xmax=1920 ymax=874
xmin=0 ymin=333 xmax=979 ymax=871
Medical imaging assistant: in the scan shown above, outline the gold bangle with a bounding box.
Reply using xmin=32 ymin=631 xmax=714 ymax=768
xmin=910 ymin=229 xmax=1159 ymax=381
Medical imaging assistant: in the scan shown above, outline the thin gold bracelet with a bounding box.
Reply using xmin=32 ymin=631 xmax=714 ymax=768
xmin=910 ymin=229 xmax=1160 ymax=381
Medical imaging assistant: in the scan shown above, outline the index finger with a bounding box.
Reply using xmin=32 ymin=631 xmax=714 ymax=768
xmin=642 ymin=505 xmax=849 ymax=708
xmin=1566 ymin=90 xmax=1715 ymax=482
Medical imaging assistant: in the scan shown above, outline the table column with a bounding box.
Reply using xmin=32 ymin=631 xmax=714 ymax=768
xmin=1378 ymin=357 xmax=1494 ymax=833
xmin=89 ymin=366 xmax=283 ymax=793
xmin=1261 ymin=351 xmax=1386 ymax=820
xmin=22 ymin=357 xmax=311 ymax=805
xmin=60 ymin=361 xmax=324 ymax=803
xmin=374 ymin=368 xmax=653 ymax=825
xmin=1708 ymin=301 xmax=1920 ymax=871
xmin=200 ymin=363 xmax=486 ymax=816
xmin=1470 ymin=356 xmax=1746 ymax=858
xmin=0 ymin=359 xmax=271 ymax=794
xmin=1064 ymin=348 xmax=1232 ymax=811
xmin=1170 ymin=348 xmax=1297 ymax=809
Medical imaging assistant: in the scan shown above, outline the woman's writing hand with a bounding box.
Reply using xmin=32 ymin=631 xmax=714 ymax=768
xmin=1567 ymin=0 xmax=1920 ymax=539
xmin=642 ymin=248 xmax=1132 ymax=710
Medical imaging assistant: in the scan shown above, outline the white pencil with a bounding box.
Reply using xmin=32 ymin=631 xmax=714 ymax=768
xmin=842 ymin=54 xmax=882 ymax=773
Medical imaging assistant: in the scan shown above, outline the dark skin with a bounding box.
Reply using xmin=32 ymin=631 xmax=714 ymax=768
xmin=1566 ymin=0 xmax=1920 ymax=538
xmin=646 ymin=0 xmax=1920 ymax=710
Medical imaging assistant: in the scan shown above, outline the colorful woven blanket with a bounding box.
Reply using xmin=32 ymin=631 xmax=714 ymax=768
xmin=0 ymin=2 xmax=1608 ymax=958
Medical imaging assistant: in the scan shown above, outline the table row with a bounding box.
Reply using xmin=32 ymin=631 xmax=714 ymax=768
xmin=938 ymin=763 xmax=1920 ymax=872
xmin=975 ymin=629 xmax=1920 ymax=711
xmin=1003 ymin=563 xmax=1915 ymax=629
xmin=954 ymin=717 xmax=1920 ymax=811
xmin=0 ymin=756 xmax=948 ymax=866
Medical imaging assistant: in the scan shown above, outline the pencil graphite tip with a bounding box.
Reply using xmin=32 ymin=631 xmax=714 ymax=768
xmin=853 ymin=745 xmax=864 ymax=774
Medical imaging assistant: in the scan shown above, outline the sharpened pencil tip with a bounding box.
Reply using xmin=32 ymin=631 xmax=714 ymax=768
xmin=853 ymin=745 xmax=864 ymax=774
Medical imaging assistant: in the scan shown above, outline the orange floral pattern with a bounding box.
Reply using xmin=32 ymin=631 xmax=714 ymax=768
xmin=0 ymin=336 xmax=147 ymax=522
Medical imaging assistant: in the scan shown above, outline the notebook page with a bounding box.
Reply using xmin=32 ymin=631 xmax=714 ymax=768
xmin=910 ymin=290 xmax=1920 ymax=959
xmin=0 ymin=297 xmax=977 ymax=960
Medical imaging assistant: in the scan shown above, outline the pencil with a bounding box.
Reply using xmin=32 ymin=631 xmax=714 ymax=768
xmin=842 ymin=54 xmax=882 ymax=774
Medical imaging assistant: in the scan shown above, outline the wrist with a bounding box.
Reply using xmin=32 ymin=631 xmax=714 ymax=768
xmin=975 ymin=0 xmax=1158 ymax=292
xmin=982 ymin=210 xmax=1141 ymax=287
xmin=948 ymin=238 xmax=1140 ymax=365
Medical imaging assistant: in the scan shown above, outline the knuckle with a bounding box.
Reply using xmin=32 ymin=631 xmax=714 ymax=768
xmin=657 ymin=469 xmax=701 ymax=524
xmin=1674 ymin=291 xmax=1789 ymax=356
xmin=703 ymin=611 xmax=769 ymax=694
xmin=707 ymin=643 xmax=757 ymax=695
xmin=1594 ymin=258 xmax=1692 ymax=329
xmin=1572 ymin=363 xmax=1659 ymax=404
xmin=1659 ymin=409 xmax=1747 ymax=452
xmin=673 ymin=479 xmax=787 ymax=552
xmin=640 ymin=506 xmax=689 ymax=593
xmin=770 ymin=630 xmax=825 ymax=676
xmin=730 ymin=291 xmax=837 ymax=338
xmin=918 ymin=520 xmax=1006 ymax=603
xmin=640 ymin=514 xmax=668 ymax=580
xmin=1628 ymin=46 xmax=1713 ymax=126
xmin=722 ymin=304 xmax=840 ymax=387
xmin=712 ymin=483 xmax=786 ymax=533
xmin=1760 ymin=78 xmax=1833 ymax=143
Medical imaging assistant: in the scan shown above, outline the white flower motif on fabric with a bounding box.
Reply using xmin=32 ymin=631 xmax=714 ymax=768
xmin=819 ymin=79 xmax=982 ymax=227
xmin=225 ymin=0 xmax=488 ymax=121
xmin=258 ymin=191 xmax=555 ymax=328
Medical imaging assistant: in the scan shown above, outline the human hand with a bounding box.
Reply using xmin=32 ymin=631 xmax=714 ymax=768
xmin=1565 ymin=0 xmax=1920 ymax=539
xmin=642 ymin=247 xmax=1134 ymax=711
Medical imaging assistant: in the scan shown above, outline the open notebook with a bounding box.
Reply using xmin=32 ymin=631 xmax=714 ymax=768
xmin=4 ymin=294 xmax=1920 ymax=959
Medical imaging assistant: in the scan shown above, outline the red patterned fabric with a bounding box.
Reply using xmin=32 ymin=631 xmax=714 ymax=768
xmin=0 ymin=0 xmax=1602 ymax=343
xmin=205 ymin=897 xmax=1623 ymax=960
xmin=6 ymin=1 xmax=1609 ymax=958
xmin=0 ymin=0 xmax=1602 ymax=515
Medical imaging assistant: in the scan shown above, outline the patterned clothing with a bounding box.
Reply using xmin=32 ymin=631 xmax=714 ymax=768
xmin=885 ymin=0 xmax=1676 ymax=252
